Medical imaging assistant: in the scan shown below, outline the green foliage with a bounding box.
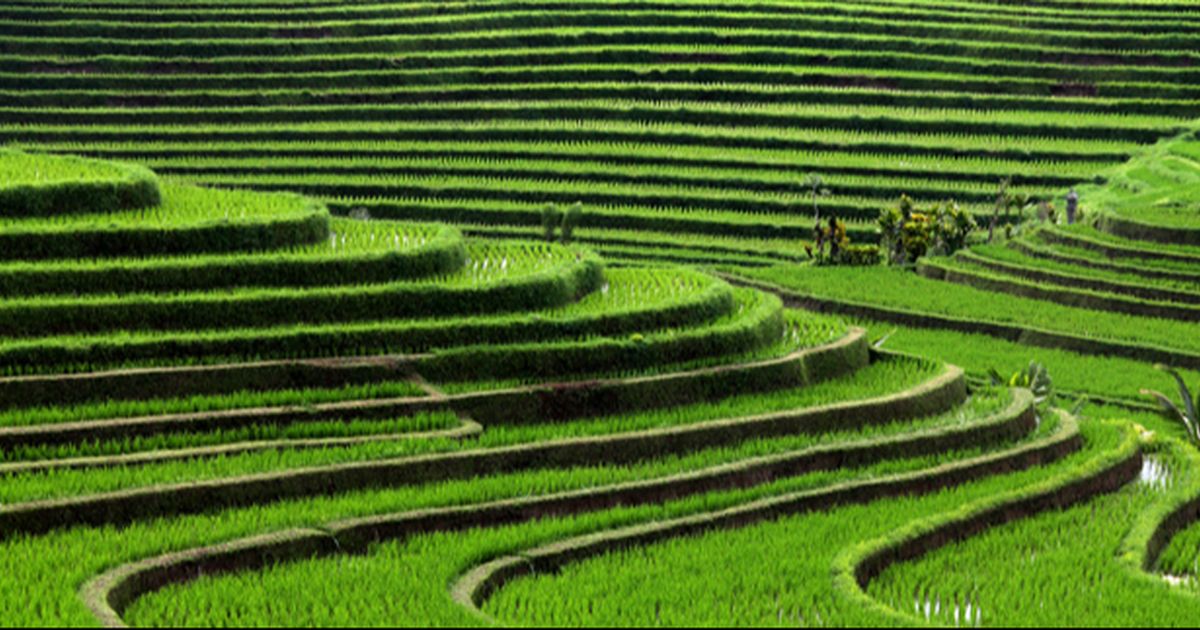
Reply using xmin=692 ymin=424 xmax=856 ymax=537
xmin=836 ymin=243 xmax=883 ymax=266
xmin=2 ymin=5 xmax=1200 ymax=627
xmin=880 ymin=195 xmax=976 ymax=264
xmin=986 ymin=359 xmax=1089 ymax=415
xmin=0 ymin=148 xmax=161 ymax=217
xmin=0 ymin=182 xmax=331 ymax=261
xmin=737 ymin=265 xmax=1200 ymax=357
xmin=541 ymin=203 xmax=562 ymax=242
xmin=0 ymin=220 xmax=466 ymax=296
xmin=1074 ymin=130 xmax=1200 ymax=235
xmin=807 ymin=216 xmax=879 ymax=266
xmin=1142 ymin=364 xmax=1200 ymax=446
xmin=851 ymin=319 xmax=1195 ymax=410
xmin=560 ymin=201 xmax=583 ymax=244
xmin=482 ymin=420 xmax=1130 ymax=627
xmin=990 ymin=361 xmax=1052 ymax=404
xmin=134 ymin=428 xmax=997 ymax=625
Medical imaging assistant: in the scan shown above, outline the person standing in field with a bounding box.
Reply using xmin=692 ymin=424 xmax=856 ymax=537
xmin=1065 ymin=188 xmax=1079 ymax=224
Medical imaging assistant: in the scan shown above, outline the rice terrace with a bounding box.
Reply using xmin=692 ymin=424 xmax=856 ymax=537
xmin=1 ymin=0 xmax=1200 ymax=626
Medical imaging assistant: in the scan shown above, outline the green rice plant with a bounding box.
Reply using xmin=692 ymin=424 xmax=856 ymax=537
xmin=0 ymin=388 xmax=1035 ymax=627
xmin=123 ymin=390 xmax=1043 ymax=627
xmin=961 ymin=244 xmax=1200 ymax=296
xmin=736 ymin=265 xmax=1200 ymax=357
xmin=921 ymin=253 xmax=1200 ymax=324
xmin=478 ymin=418 xmax=1131 ymax=628
xmin=0 ymin=265 xmax=735 ymax=375
xmin=868 ymin=428 xmax=1194 ymax=627
xmin=0 ymin=147 xmax=160 ymax=216
xmin=44 ymin=138 xmax=1115 ymax=187
xmin=1045 ymin=223 xmax=1200 ymax=262
xmin=0 ymin=181 xmax=331 ymax=260
xmin=844 ymin=316 xmax=1200 ymax=429
xmin=0 ymin=355 xmax=939 ymax=505
xmin=0 ymin=379 xmax=427 ymax=429
xmin=1 ymin=4 xmax=1198 ymax=626
xmin=2 ymin=411 xmax=462 ymax=464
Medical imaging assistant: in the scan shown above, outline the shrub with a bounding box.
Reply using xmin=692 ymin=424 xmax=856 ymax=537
xmin=879 ymin=195 xmax=975 ymax=264
xmin=561 ymin=202 xmax=583 ymax=244
xmin=835 ymin=244 xmax=883 ymax=266
xmin=541 ymin=203 xmax=562 ymax=242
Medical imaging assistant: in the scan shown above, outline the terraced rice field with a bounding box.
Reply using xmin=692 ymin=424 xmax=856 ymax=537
xmin=5 ymin=0 xmax=1200 ymax=264
xmin=3 ymin=0 xmax=1200 ymax=627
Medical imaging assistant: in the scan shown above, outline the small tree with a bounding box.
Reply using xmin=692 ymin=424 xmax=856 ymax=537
xmin=987 ymin=177 xmax=1010 ymax=243
xmin=826 ymin=215 xmax=846 ymax=259
xmin=878 ymin=195 xmax=913 ymax=265
xmin=561 ymin=202 xmax=583 ymax=244
xmin=931 ymin=200 xmax=975 ymax=255
xmin=541 ymin=203 xmax=562 ymax=242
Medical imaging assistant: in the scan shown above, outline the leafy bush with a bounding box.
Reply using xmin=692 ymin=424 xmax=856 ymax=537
xmin=835 ymin=244 xmax=883 ymax=267
xmin=541 ymin=203 xmax=562 ymax=242
xmin=561 ymin=202 xmax=583 ymax=244
xmin=879 ymin=195 xmax=976 ymax=264
xmin=806 ymin=216 xmax=880 ymax=267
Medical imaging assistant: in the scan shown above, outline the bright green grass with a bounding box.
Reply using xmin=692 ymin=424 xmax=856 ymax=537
xmin=1075 ymin=132 xmax=1200 ymax=229
xmin=125 ymin=392 xmax=1030 ymax=627
xmin=0 ymin=217 xmax=445 ymax=272
xmin=433 ymin=307 xmax=846 ymax=394
xmin=0 ymin=119 xmax=1143 ymax=159
xmin=5 ymin=98 xmax=1181 ymax=131
xmin=0 ymin=180 xmax=317 ymax=231
xmin=478 ymin=420 xmax=1139 ymax=628
xmin=0 ymin=147 xmax=131 ymax=185
xmin=137 ymin=154 xmax=1058 ymax=202
xmin=925 ymin=254 xmax=1199 ymax=315
xmin=868 ymin=431 xmax=1199 ymax=627
xmin=0 ymin=387 xmax=1011 ymax=626
xmin=0 ymin=257 xmax=669 ymax=375
xmin=0 ymin=239 xmax=580 ymax=309
xmin=737 ymin=265 xmax=1200 ymax=356
xmin=1022 ymin=237 xmax=1200 ymax=277
xmin=51 ymin=139 xmax=1114 ymax=182
xmin=2 ymin=411 xmax=462 ymax=464
xmin=475 ymin=417 xmax=1132 ymax=624
xmin=0 ymin=355 xmax=942 ymax=504
xmin=853 ymin=316 xmax=1200 ymax=409
xmin=968 ymin=244 xmax=1200 ymax=294
xmin=0 ymin=380 xmax=427 ymax=429
xmin=1051 ymin=223 xmax=1200 ymax=259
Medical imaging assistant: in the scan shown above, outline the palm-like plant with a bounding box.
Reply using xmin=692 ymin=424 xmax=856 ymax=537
xmin=988 ymin=360 xmax=1088 ymax=418
xmin=1142 ymin=364 xmax=1200 ymax=446
xmin=803 ymin=173 xmax=831 ymax=222
xmin=990 ymin=360 xmax=1052 ymax=406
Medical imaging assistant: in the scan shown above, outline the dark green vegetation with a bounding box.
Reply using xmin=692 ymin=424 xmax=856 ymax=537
xmin=3 ymin=0 xmax=1200 ymax=627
